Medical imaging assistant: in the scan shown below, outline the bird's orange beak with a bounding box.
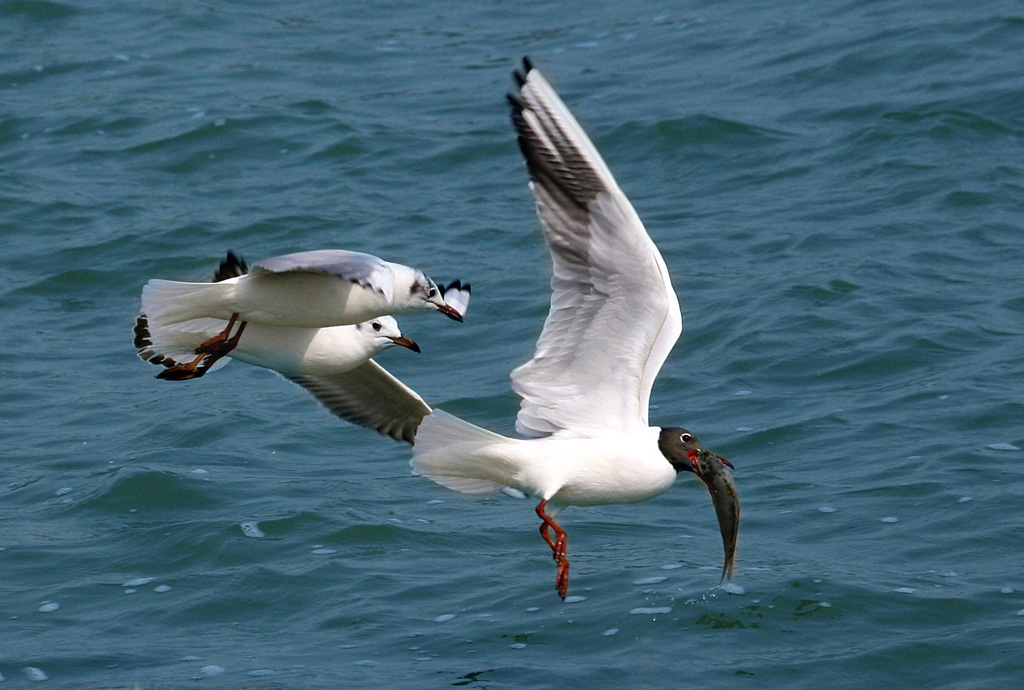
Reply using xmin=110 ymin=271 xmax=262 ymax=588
xmin=435 ymin=301 xmax=464 ymax=322
xmin=684 ymin=449 xmax=715 ymax=491
xmin=387 ymin=335 xmax=421 ymax=353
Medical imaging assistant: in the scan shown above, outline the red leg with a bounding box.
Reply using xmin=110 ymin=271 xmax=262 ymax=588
xmin=536 ymin=499 xmax=570 ymax=600
xmin=156 ymin=315 xmax=247 ymax=381
xmin=191 ymin=318 xmax=246 ymax=376
xmin=536 ymin=501 xmax=557 ymax=552
xmin=156 ymin=352 xmax=210 ymax=380
xmin=195 ymin=313 xmax=246 ymax=355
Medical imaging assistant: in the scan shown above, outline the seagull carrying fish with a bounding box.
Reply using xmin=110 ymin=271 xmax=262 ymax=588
xmin=139 ymin=249 xmax=465 ymax=379
xmin=411 ymin=58 xmax=740 ymax=598
xmin=135 ymin=252 xmax=470 ymax=443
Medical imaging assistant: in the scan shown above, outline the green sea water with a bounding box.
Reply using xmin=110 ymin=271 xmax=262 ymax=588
xmin=2 ymin=1 xmax=1023 ymax=688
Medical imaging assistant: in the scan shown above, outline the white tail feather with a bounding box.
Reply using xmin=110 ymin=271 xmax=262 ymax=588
xmin=411 ymin=410 xmax=513 ymax=495
xmin=146 ymin=316 xmax=227 ymax=360
xmin=134 ymin=313 xmax=233 ymax=374
xmin=141 ymin=279 xmax=234 ymax=326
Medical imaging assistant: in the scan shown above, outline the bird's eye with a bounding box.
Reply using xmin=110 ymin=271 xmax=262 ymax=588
xmin=680 ymin=433 xmax=693 ymax=444
xmin=371 ymin=321 xmax=382 ymax=331
xmin=428 ymin=287 xmax=438 ymax=298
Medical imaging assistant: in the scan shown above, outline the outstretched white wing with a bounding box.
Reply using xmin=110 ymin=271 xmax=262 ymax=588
xmin=508 ymin=59 xmax=682 ymax=439
xmin=251 ymin=250 xmax=397 ymax=302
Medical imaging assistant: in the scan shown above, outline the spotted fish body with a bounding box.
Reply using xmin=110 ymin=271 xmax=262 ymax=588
xmin=696 ymin=450 xmax=740 ymax=580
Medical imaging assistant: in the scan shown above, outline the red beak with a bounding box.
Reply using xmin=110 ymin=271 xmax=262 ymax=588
xmin=685 ymin=449 xmax=715 ymax=492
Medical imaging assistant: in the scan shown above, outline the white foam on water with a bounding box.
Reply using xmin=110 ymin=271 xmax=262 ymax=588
xmin=564 ymin=595 xmax=586 ymax=603
xmin=894 ymin=587 xmax=916 ymax=594
xmin=124 ymin=589 xmax=136 ymax=595
xmin=200 ymin=665 xmax=225 ymax=676
xmin=633 ymin=576 xmax=668 ymax=585
xmin=247 ymin=669 xmax=276 ymax=677
xmin=736 ymin=426 xmax=754 ymax=432
xmin=603 ymin=628 xmax=619 ymax=636
xmin=189 ymin=468 xmax=209 ymax=475
xmin=38 ymin=602 xmax=59 ymax=613
xmin=735 ymin=390 xmax=752 ymax=396
xmin=510 ymin=643 xmax=527 ymax=649
xmin=434 ymin=614 xmax=455 ymax=623
xmin=181 ymin=656 xmax=202 ymax=661
xmin=525 ymin=607 xmax=540 ymax=612
xmin=154 ymin=585 xmax=172 ymax=593
xmin=721 ymin=583 xmax=745 ymax=595
xmin=240 ymin=522 xmax=265 ymax=538
xmin=123 ymin=577 xmax=153 ymax=587
xmin=354 ymin=660 xmax=379 ymax=667
xmin=312 ymin=548 xmax=337 ymax=555
xmin=23 ymin=667 xmax=48 ymax=681
xmin=986 ymin=443 xmax=1020 ymax=451
xmin=880 ymin=517 xmax=899 ymax=523
xmin=818 ymin=506 xmax=837 ymax=513
xmin=1016 ymin=609 xmax=1024 ymax=616
xmin=629 ymin=607 xmax=672 ymax=615
xmin=55 ymin=487 xmax=73 ymax=496
xmin=1000 ymin=587 xmax=1014 ymax=594
xmin=660 ymin=564 xmax=683 ymax=570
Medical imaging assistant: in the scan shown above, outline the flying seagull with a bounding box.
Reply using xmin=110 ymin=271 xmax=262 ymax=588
xmin=140 ymin=249 xmax=465 ymax=379
xmin=135 ymin=252 xmax=470 ymax=443
xmin=411 ymin=58 xmax=740 ymax=598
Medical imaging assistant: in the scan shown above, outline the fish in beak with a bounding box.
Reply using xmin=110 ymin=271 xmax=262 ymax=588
xmin=687 ymin=449 xmax=740 ymax=581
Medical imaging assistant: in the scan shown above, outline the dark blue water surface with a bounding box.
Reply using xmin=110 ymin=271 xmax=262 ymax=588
xmin=2 ymin=1 xmax=1023 ymax=688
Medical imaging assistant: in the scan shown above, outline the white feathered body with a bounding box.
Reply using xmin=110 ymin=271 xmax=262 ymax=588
xmin=142 ymin=262 xmax=420 ymax=328
xmin=228 ymin=322 xmax=389 ymax=376
xmin=413 ymin=411 xmax=676 ymax=507
xmin=140 ymin=316 xmax=393 ymax=377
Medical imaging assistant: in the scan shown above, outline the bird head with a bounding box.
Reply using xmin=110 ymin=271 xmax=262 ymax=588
xmin=357 ymin=316 xmax=420 ymax=353
xmin=412 ymin=271 xmax=463 ymax=321
xmin=657 ymin=427 xmax=731 ymax=491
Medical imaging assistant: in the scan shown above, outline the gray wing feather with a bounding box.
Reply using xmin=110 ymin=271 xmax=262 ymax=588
xmin=288 ymin=360 xmax=432 ymax=444
xmin=251 ymin=250 xmax=395 ymax=302
xmin=508 ymin=62 xmax=682 ymax=438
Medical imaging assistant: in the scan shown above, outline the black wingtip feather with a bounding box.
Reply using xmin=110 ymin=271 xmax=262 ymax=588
xmin=213 ymin=250 xmax=249 ymax=282
xmin=133 ymin=314 xmax=151 ymax=349
xmin=522 ymin=55 xmax=534 ymax=72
